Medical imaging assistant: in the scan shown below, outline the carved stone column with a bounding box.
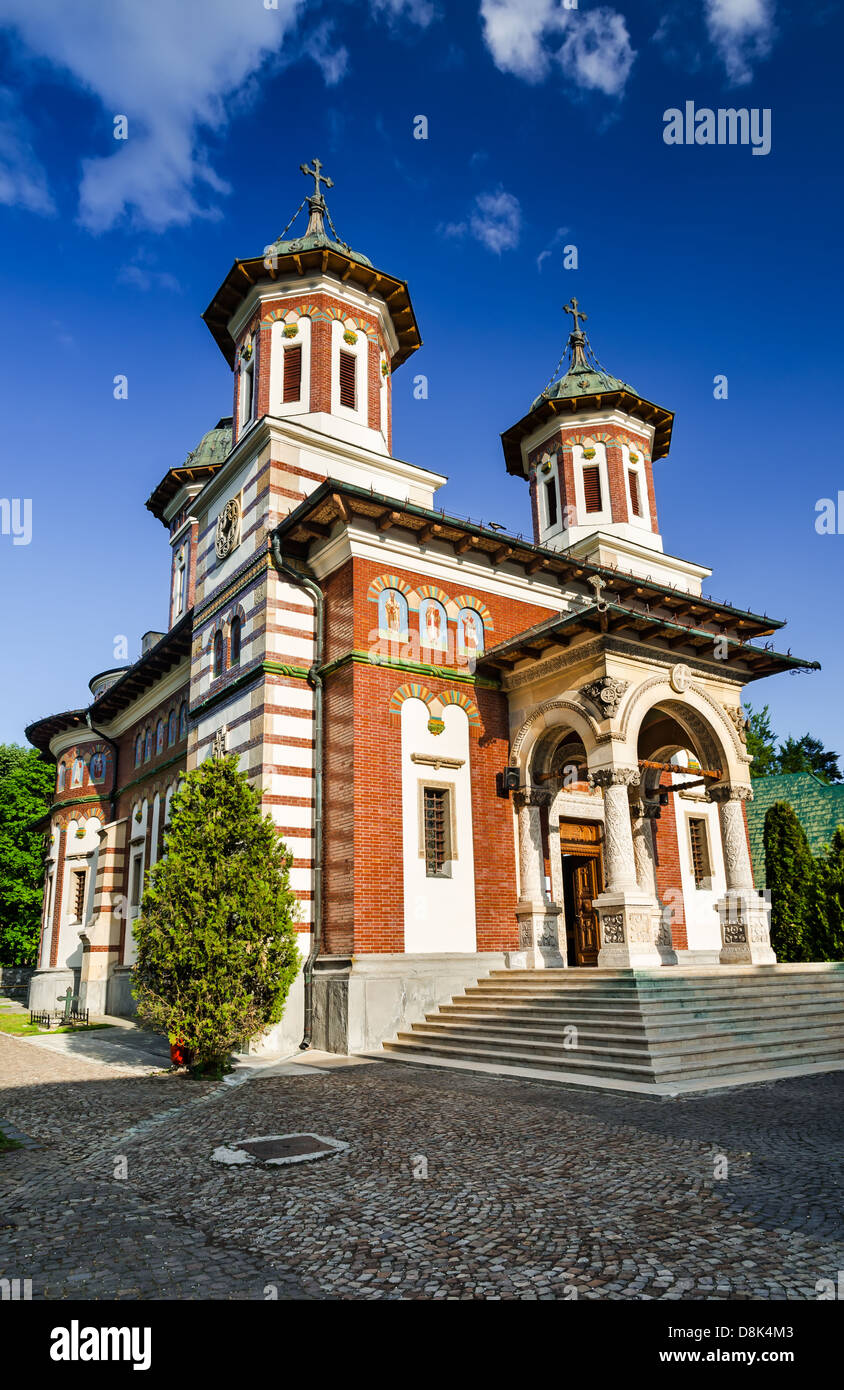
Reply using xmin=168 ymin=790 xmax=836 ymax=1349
xmin=513 ymin=788 xmax=564 ymax=969
xmin=589 ymin=768 xmax=664 ymax=969
xmin=709 ymin=784 xmax=775 ymax=965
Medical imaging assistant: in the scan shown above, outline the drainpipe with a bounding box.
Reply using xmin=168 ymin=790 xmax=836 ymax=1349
xmin=85 ymin=712 xmax=120 ymax=823
xmin=270 ymin=533 xmax=324 ymax=1050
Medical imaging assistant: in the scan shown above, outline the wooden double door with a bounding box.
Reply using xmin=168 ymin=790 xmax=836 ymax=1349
xmin=559 ymin=820 xmax=605 ymax=968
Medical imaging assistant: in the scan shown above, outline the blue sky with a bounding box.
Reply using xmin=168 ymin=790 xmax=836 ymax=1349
xmin=1 ymin=0 xmax=842 ymax=757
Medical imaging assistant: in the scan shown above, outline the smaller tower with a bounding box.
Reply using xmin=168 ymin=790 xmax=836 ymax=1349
xmin=501 ymin=302 xmax=706 ymax=592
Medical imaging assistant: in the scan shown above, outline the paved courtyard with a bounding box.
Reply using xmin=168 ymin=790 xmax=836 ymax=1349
xmin=1 ymin=1030 xmax=842 ymax=1300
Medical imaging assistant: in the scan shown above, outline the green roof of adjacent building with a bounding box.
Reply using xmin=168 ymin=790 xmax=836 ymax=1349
xmin=746 ymin=773 xmax=844 ymax=886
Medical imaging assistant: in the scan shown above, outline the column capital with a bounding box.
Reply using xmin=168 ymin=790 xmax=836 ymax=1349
xmin=708 ymin=782 xmax=753 ymax=804
xmin=588 ymin=766 xmax=641 ymax=790
xmin=513 ymin=787 xmax=554 ymax=809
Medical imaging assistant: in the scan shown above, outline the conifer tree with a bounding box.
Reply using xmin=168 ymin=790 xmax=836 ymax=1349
xmin=133 ymin=754 xmax=300 ymax=1070
xmin=764 ymin=801 xmax=816 ymax=962
xmin=810 ymin=825 xmax=844 ymax=962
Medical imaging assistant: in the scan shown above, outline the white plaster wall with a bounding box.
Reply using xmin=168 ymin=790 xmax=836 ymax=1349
xmin=673 ymin=776 xmax=726 ymax=950
xmin=401 ymin=700 xmax=476 ymax=953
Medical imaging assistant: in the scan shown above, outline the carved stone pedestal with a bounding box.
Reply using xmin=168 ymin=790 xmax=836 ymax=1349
xmin=594 ymin=891 xmax=664 ymax=969
xmin=515 ymin=901 xmax=565 ymax=969
xmin=717 ymin=889 xmax=776 ymax=965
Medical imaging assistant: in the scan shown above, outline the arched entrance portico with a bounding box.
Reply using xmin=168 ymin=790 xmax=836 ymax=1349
xmin=509 ymin=674 xmax=775 ymax=969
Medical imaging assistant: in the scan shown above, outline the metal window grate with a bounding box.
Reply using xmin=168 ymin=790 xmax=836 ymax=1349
xmin=283 ymin=344 xmax=302 ymax=403
xmin=423 ymin=787 xmax=449 ymax=876
xmin=689 ymin=817 xmax=711 ymax=889
xmin=583 ymin=465 xmax=603 ymax=513
xmin=339 ymin=349 xmax=356 ymax=409
xmin=72 ymin=870 xmax=86 ymax=920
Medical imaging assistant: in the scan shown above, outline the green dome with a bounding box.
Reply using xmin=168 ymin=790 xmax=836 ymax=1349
xmin=183 ymin=418 xmax=232 ymax=470
xmin=268 ymin=228 xmax=372 ymax=269
xmin=531 ymin=363 xmax=635 ymax=412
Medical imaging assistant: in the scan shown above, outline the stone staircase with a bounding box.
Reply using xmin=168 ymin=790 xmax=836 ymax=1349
xmin=380 ymin=965 xmax=844 ymax=1090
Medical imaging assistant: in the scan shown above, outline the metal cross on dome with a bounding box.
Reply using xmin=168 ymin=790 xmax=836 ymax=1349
xmin=564 ymin=298 xmax=588 ymax=334
xmin=300 ymin=157 xmax=333 ymax=200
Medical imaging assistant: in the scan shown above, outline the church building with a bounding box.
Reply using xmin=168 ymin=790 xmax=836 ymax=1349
xmin=26 ymin=161 xmax=819 ymax=1057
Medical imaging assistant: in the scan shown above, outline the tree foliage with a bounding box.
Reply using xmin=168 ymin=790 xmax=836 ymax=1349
xmin=133 ymin=755 xmax=300 ymax=1068
xmin=810 ymin=825 xmax=844 ymax=962
xmin=743 ymin=703 xmax=841 ymax=782
xmin=764 ymin=801 xmax=816 ymax=962
xmin=0 ymin=745 xmax=55 ymax=966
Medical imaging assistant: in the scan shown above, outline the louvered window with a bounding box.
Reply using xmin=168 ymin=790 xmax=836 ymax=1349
xmin=545 ymin=478 xmax=558 ymax=528
xmin=582 ymin=465 xmax=603 ymax=513
xmin=628 ymin=468 xmax=642 ymax=518
xmin=283 ymin=344 xmax=302 ymax=404
xmin=423 ymin=787 xmax=451 ymax=877
xmin=688 ymin=817 xmax=712 ymax=890
xmin=339 ymin=349 xmax=356 ymax=410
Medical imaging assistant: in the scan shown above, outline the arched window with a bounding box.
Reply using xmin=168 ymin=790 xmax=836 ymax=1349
xmin=179 ymin=702 xmax=188 ymax=740
xmin=457 ymin=608 xmax=484 ymax=659
xmin=213 ymin=629 xmax=224 ymax=678
xmin=89 ymin=752 xmax=105 ymax=782
xmin=144 ymin=727 xmax=153 ymax=761
xmin=155 ymin=720 xmax=165 ymax=755
xmin=71 ymin=757 xmax=84 ymax=787
xmin=378 ymin=589 xmax=408 ymax=641
xmin=230 ymin=616 xmax=242 ymax=666
xmin=57 ymin=761 xmax=66 ymax=792
xmin=134 ymin=733 xmax=143 ymax=767
xmin=168 ymin=709 xmax=177 ymax=746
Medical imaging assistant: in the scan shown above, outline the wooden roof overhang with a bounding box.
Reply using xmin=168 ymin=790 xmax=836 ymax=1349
xmin=202 ymin=248 xmax=421 ymax=370
xmin=477 ymin=603 xmax=819 ymax=681
xmin=501 ymin=389 xmax=674 ymax=476
xmin=272 ymin=479 xmax=789 ymax=644
xmin=25 ymin=709 xmax=88 ymax=757
xmin=146 ymin=463 xmax=223 ymax=523
xmin=88 ymin=614 xmax=193 ymax=722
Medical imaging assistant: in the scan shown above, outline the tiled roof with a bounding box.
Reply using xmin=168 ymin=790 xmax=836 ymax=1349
xmin=746 ymin=773 xmax=844 ymax=885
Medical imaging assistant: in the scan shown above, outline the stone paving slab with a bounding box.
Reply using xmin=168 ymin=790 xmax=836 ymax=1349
xmin=24 ymin=1030 xmax=169 ymax=1074
xmin=1 ymin=1033 xmax=842 ymax=1301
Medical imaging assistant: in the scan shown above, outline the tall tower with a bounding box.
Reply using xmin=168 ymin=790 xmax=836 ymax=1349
xmin=201 ymin=158 xmax=431 ymax=496
xmin=501 ymin=300 xmax=708 ymax=594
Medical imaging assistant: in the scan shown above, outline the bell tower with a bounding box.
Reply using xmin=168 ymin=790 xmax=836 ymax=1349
xmin=202 ymin=159 xmax=423 ymax=466
xmin=501 ymin=302 xmax=709 ymax=594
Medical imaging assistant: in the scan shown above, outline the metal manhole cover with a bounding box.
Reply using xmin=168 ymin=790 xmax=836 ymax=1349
xmin=211 ymin=1132 xmax=349 ymax=1167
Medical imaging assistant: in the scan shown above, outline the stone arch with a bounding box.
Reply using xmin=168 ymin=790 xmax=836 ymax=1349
xmin=619 ymin=676 xmax=749 ymax=784
xmin=388 ymin=682 xmax=436 ymax=718
xmin=366 ymin=573 xmax=413 ymax=604
xmin=448 ymin=595 xmax=494 ymax=630
xmin=407 ymin=583 xmax=449 ymax=614
xmin=509 ymin=698 xmax=602 ymax=783
xmin=431 ymin=689 xmax=481 ymax=730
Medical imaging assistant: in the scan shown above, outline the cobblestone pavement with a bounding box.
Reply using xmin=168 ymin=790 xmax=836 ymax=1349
xmin=1 ymin=1033 xmax=842 ymax=1300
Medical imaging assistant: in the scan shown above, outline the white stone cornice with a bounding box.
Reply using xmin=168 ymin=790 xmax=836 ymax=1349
xmin=304 ymin=520 xmax=575 ymax=609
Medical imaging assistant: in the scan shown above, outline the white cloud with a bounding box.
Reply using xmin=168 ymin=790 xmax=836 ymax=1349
xmin=704 ymin=0 xmax=775 ymax=83
xmin=537 ymin=224 xmax=569 ymax=270
xmin=439 ymin=187 xmax=522 ymax=254
xmin=0 ymin=88 xmax=54 ymax=214
xmin=370 ymin=0 xmax=438 ymax=25
xmin=0 ymin=0 xmax=353 ymax=231
xmin=480 ymin=0 xmax=635 ymax=96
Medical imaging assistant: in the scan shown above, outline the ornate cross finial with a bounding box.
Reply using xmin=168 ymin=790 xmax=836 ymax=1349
xmin=300 ymin=157 xmax=333 ymax=201
xmin=563 ymin=298 xmax=588 ymax=335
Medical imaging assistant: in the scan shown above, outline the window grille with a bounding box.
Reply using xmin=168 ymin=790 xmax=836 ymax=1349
xmin=545 ymin=477 xmax=558 ymax=528
xmin=688 ymin=817 xmax=712 ymax=889
xmin=423 ymin=787 xmax=450 ymax=876
xmin=72 ymin=870 xmax=87 ymax=921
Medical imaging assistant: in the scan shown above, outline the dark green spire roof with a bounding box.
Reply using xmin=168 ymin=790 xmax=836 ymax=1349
xmin=267 ymin=155 xmax=372 ymax=267
xmin=531 ymin=297 xmax=636 ymax=410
